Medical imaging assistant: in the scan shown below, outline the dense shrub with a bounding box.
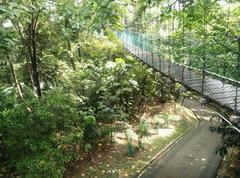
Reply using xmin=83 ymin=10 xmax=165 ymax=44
xmin=210 ymin=119 xmax=240 ymax=155
xmin=39 ymin=54 xmax=60 ymax=88
xmin=136 ymin=119 xmax=150 ymax=148
xmin=0 ymin=34 xmax=175 ymax=177
xmin=0 ymin=89 xmax=82 ymax=177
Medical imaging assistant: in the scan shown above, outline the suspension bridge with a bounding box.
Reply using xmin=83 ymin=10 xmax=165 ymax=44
xmin=117 ymin=31 xmax=240 ymax=115
xmin=117 ymin=30 xmax=240 ymax=178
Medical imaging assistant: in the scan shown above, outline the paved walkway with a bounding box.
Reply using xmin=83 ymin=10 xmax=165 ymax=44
xmin=139 ymin=99 xmax=223 ymax=178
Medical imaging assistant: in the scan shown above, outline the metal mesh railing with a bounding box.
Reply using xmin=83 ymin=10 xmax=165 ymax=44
xmin=116 ymin=31 xmax=240 ymax=113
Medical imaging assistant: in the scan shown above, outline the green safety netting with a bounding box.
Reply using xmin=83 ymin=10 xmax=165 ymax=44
xmin=116 ymin=30 xmax=240 ymax=114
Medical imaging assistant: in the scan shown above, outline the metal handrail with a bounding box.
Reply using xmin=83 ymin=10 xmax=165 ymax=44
xmin=122 ymin=38 xmax=240 ymax=86
xmin=211 ymin=112 xmax=240 ymax=134
xmin=118 ymin=31 xmax=240 ymax=113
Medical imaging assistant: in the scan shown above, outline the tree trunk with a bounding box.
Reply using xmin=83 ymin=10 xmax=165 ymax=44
xmin=77 ymin=44 xmax=81 ymax=59
xmin=24 ymin=46 xmax=35 ymax=90
xmin=27 ymin=59 xmax=35 ymax=90
xmin=9 ymin=62 xmax=23 ymax=99
xmin=67 ymin=38 xmax=76 ymax=70
xmin=31 ymin=25 xmax=42 ymax=97
xmin=26 ymin=12 xmax=42 ymax=98
xmin=10 ymin=19 xmax=35 ymax=90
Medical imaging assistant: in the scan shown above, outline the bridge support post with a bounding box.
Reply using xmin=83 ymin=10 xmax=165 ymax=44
xmin=237 ymin=36 xmax=240 ymax=70
xmin=151 ymin=36 xmax=154 ymax=67
xmin=234 ymin=36 xmax=240 ymax=113
xmin=131 ymin=31 xmax=133 ymax=53
xmin=181 ymin=66 xmax=185 ymax=83
xmin=146 ymin=36 xmax=148 ymax=64
xmin=234 ymin=86 xmax=238 ymax=114
xmin=140 ymin=34 xmax=143 ymax=60
xmin=137 ymin=33 xmax=140 ymax=58
xmin=168 ymin=60 xmax=171 ymax=77
xmin=158 ymin=38 xmax=161 ymax=72
xmin=134 ymin=32 xmax=137 ymax=56
xmin=201 ymin=66 xmax=206 ymax=96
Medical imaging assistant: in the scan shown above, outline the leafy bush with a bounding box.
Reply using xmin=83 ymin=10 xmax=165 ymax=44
xmin=210 ymin=120 xmax=240 ymax=156
xmin=0 ymin=32 xmax=175 ymax=177
xmin=39 ymin=54 xmax=60 ymax=88
xmin=0 ymin=86 xmax=17 ymax=111
xmin=0 ymin=89 xmax=82 ymax=177
xmin=136 ymin=119 xmax=150 ymax=149
xmin=154 ymin=118 xmax=162 ymax=136
xmin=82 ymin=114 xmax=97 ymax=145
xmin=78 ymin=32 xmax=124 ymax=62
xmin=162 ymin=113 xmax=169 ymax=128
xmin=96 ymin=56 xmax=159 ymax=119
xmin=0 ymin=63 xmax=12 ymax=85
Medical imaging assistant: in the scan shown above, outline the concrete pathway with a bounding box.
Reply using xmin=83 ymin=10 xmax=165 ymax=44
xmin=139 ymin=99 xmax=223 ymax=178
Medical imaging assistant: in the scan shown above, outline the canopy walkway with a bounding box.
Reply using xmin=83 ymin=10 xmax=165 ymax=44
xmin=117 ymin=31 xmax=240 ymax=114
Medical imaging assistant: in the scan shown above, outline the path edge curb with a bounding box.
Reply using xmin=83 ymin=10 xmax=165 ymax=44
xmin=132 ymin=119 xmax=200 ymax=178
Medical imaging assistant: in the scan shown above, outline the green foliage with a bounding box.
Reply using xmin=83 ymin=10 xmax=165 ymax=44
xmin=210 ymin=121 xmax=240 ymax=156
xmin=84 ymin=143 xmax=93 ymax=160
xmin=0 ymin=89 xmax=82 ymax=177
xmin=0 ymin=63 xmax=11 ymax=85
xmin=39 ymin=54 xmax=60 ymax=88
xmin=0 ymin=1 xmax=186 ymax=176
xmin=79 ymin=112 xmax=98 ymax=160
xmin=82 ymin=114 xmax=97 ymax=145
xmin=83 ymin=115 xmax=96 ymax=126
xmin=136 ymin=119 xmax=150 ymax=148
xmin=84 ymin=143 xmax=92 ymax=153
xmin=129 ymin=0 xmax=240 ymax=80
xmin=79 ymin=33 xmax=124 ymax=62
xmin=155 ymin=75 xmax=176 ymax=103
xmin=0 ymin=86 xmax=17 ymax=111
xmin=162 ymin=113 xmax=169 ymax=128
xmin=154 ymin=118 xmax=161 ymax=131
